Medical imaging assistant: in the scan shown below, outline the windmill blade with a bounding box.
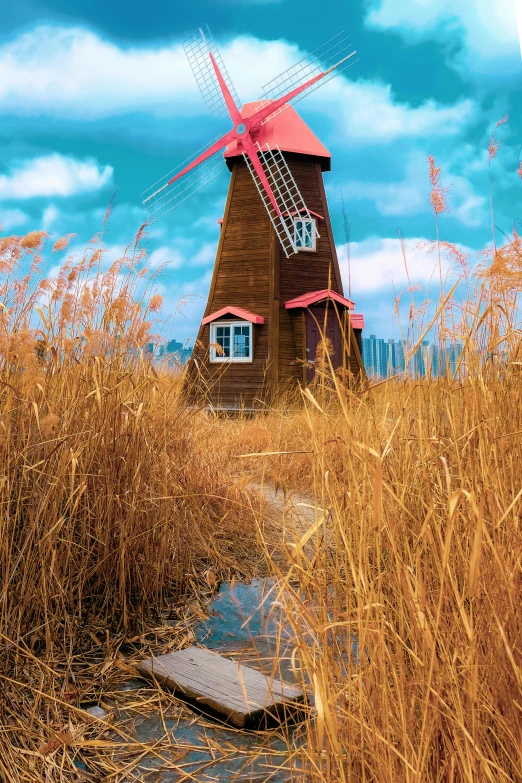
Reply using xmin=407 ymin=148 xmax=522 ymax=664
xmin=142 ymin=134 xmax=226 ymax=224
xmin=243 ymin=143 xmax=320 ymax=258
xmin=182 ymin=24 xmax=242 ymax=119
xmin=257 ymin=31 xmax=357 ymax=125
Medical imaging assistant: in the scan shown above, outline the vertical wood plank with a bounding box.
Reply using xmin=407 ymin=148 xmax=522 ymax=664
xmin=267 ymin=224 xmax=280 ymax=396
xmin=316 ymin=161 xmax=344 ymax=296
xmin=187 ymin=162 xmax=239 ymax=375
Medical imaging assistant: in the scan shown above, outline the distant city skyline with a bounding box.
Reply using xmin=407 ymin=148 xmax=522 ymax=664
xmin=145 ymin=334 xmax=465 ymax=378
xmin=146 ymin=339 xmax=193 ymax=366
xmin=362 ymin=334 xmax=463 ymax=379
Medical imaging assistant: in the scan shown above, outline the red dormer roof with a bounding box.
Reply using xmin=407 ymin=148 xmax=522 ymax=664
xmin=201 ymin=305 xmax=265 ymax=326
xmin=224 ymin=102 xmax=331 ymax=171
xmin=285 ymin=289 xmax=355 ymax=311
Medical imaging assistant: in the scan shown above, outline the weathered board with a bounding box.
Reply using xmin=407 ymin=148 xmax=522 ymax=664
xmin=137 ymin=646 xmax=306 ymax=729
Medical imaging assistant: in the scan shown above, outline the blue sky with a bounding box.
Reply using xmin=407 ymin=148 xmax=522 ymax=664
xmin=0 ymin=0 xmax=521 ymax=343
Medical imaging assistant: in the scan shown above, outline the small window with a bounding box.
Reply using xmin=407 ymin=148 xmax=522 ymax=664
xmin=209 ymin=320 xmax=253 ymax=363
xmin=294 ymin=217 xmax=317 ymax=251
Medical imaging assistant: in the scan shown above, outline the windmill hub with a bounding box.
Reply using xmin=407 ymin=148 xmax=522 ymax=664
xmin=235 ymin=123 xmax=247 ymax=135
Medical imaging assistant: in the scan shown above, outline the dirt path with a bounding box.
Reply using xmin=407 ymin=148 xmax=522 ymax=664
xmin=247 ymin=481 xmax=322 ymax=527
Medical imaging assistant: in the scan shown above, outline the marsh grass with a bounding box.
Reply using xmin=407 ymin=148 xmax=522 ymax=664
xmin=225 ymin=367 xmax=522 ymax=782
xmin=0 ymin=225 xmax=268 ymax=781
xmin=1 ymin=148 xmax=522 ymax=782
xmin=211 ymin=154 xmax=522 ymax=782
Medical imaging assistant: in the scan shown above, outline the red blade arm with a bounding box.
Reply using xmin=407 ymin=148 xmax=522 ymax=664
xmin=165 ymin=51 xmax=241 ymax=189
xmin=208 ymin=52 xmax=242 ymax=125
xmin=251 ymin=52 xmax=356 ymax=128
xmin=252 ymin=72 xmax=328 ymax=127
xmin=167 ymin=128 xmax=236 ymax=186
xmin=241 ymin=134 xmax=281 ymax=217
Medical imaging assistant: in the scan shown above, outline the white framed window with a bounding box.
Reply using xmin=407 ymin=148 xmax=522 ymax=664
xmin=209 ymin=320 xmax=253 ymax=363
xmin=294 ymin=217 xmax=317 ymax=251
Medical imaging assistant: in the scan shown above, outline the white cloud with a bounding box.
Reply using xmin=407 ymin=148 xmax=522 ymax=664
xmin=42 ymin=204 xmax=60 ymax=231
xmin=338 ymin=152 xmax=426 ymax=218
xmin=450 ymin=144 xmax=490 ymax=176
xmin=0 ymin=26 xmax=200 ymax=120
xmin=226 ymin=36 xmax=476 ymax=143
xmin=336 ymin=149 xmax=487 ymax=227
xmin=192 ymin=243 xmax=216 ymax=266
xmin=45 ymin=242 xmax=130 ymax=279
xmin=0 ymin=26 xmax=476 ymax=143
xmin=0 ymin=154 xmax=113 ymax=200
xmin=311 ymin=80 xmax=475 ymax=144
xmin=338 ymin=236 xmax=474 ymax=295
xmin=148 ymin=245 xmax=184 ymax=270
xmin=366 ymin=0 xmax=521 ymax=81
xmin=342 ymin=178 xmax=424 ymax=217
xmin=0 ymin=207 xmax=29 ymax=231
xmin=147 ymin=241 xmax=215 ymax=271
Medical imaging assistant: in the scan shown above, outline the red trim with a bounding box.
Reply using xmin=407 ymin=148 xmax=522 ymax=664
xmin=283 ymin=208 xmax=324 ymax=221
xmin=202 ymin=305 xmax=265 ymax=326
xmin=285 ymin=289 xmax=355 ymax=311
xmin=350 ymin=313 xmax=364 ymax=329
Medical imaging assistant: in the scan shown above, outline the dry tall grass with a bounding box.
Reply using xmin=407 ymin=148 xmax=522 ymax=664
xmin=0 ymin=224 xmax=264 ymax=781
xmin=211 ymin=154 xmax=522 ymax=782
xmin=220 ymin=368 xmax=522 ymax=781
xmin=1 ymin=148 xmax=522 ymax=782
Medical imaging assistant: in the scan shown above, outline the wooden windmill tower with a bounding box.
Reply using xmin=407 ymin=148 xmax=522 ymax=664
xmin=144 ymin=27 xmax=365 ymax=409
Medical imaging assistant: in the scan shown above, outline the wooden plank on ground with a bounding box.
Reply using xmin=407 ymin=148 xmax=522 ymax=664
xmin=137 ymin=646 xmax=305 ymax=728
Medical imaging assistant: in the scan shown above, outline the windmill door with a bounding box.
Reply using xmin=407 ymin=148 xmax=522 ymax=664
xmin=305 ymin=307 xmax=342 ymax=383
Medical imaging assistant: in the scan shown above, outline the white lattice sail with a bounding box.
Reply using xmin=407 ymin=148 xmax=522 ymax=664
xmin=142 ymin=134 xmax=226 ymax=224
xmin=243 ymin=143 xmax=320 ymax=258
xmin=257 ymin=32 xmax=357 ymax=125
xmin=183 ymin=24 xmax=242 ymax=119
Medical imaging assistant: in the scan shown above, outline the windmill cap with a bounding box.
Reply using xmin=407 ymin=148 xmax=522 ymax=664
xmin=224 ymin=102 xmax=331 ymax=171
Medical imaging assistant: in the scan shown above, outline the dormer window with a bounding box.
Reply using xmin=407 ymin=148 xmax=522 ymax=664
xmin=202 ymin=305 xmax=264 ymax=364
xmin=294 ymin=217 xmax=317 ymax=252
xmin=210 ymin=321 xmax=253 ymax=362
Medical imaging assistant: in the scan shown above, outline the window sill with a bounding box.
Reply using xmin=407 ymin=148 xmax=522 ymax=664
xmin=209 ymin=357 xmax=254 ymax=364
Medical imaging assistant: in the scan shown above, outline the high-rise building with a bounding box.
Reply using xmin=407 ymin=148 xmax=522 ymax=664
xmin=395 ymin=340 xmax=406 ymax=374
xmin=361 ymin=337 xmax=462 ymax=379
xmin=362 ymin=334 xmax=376 ymax=376
xmin=145 ymin=340 xmax=193 ymax=366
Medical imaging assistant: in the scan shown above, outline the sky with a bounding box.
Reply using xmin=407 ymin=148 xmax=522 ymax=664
xmin=0 ymin=0 xmax=521 ymax=343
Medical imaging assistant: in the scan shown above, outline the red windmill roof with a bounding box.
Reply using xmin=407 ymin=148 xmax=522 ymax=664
xmin=224 ymin=102 xmax=331 ymax=171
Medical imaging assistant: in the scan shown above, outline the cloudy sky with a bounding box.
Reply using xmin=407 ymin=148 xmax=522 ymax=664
xmin=1 ymin=0 xmax=521 ymax=342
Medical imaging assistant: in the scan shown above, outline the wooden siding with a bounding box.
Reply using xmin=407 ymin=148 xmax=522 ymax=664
xmin=343 ymin=311 xmax=367 ymax=385
xmin=189 ymin=160 xmax=272 ymax=407
xmin=188 ymin=153 xmax=362 ymax=407
xmin=277 ymin=155 xmax=343 ymax=386
xmin=290 ymin=309 xmax=307 ymax=386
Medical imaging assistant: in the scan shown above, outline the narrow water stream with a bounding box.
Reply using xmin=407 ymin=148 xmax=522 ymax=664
xmin=110 ymin=579 xmax=305 ymax=782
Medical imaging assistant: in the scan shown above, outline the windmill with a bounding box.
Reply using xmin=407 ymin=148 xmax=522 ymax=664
xmin=143 ymin=26 xmax=357 ymax=258
xmin=144 ymin=25 xmax=366 ymax=408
